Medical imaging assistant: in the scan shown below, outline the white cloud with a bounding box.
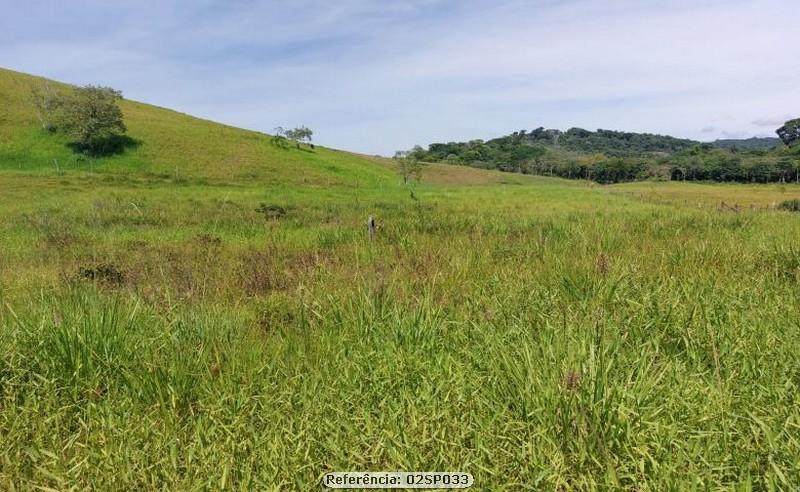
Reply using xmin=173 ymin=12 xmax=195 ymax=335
xmin=752 ymin=116 xmax=793 ymax=127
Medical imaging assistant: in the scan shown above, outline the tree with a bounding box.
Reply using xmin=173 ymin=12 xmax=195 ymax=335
xmin=776 ymin=156 xmax=798 ymax=183
xmin=271 ymin=127 xmax=290 ymax=148
xmin=779 ymin=137 xmax=800 ymax=183
xmin=394 ymin=147 xmax=424 ymax=184
xmin=52 ymin=85 xmax=127 ymax=155
xmin=407 ymin=144 xmax=426 ymax=161
xmin=284 ymin=126 xmax=313 ymax=149
xmin=522 ymin=144 xmax=547 ymax=174
xmin=776 ymin=118 xmax=800 ymax=147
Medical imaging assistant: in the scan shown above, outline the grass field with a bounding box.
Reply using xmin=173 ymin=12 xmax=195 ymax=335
xmin=610 ymin=181 xmax=800 ymax=210
xmin=2 ymin=68 xmax=800 ymax=490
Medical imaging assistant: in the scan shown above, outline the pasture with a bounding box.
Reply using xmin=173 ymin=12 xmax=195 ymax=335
xmin=2 ymin=66 xmax=800 ymax=490
xmin=1 ymin=170 xmax=799 ymax=490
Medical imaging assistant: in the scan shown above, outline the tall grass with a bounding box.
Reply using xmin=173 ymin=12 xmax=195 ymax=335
xmin=1 ymin=175 xmax=800 ymax=489
xmin=3 ymin=67 xmax=800 ymax=489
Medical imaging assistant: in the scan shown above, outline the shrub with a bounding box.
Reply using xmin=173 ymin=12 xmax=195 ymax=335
xmin=255 ymin=203 xmax=288 ymax=219
xmin=777 ymin=199 xmax=800 ymax=212
xmin=79 ymin=263 xmax=125 ymax=286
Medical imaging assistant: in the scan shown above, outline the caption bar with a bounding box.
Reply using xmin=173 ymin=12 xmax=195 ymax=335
xmin=322 ymin=472 xmax=474 ymax=489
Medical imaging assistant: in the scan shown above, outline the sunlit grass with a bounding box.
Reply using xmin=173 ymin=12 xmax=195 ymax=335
xmin=611 ymin=180 xmax=800 ymax=209
xmin=1 ymin=170 xmax=799 ymax=489
xmin=1 ymin=67 xmax=800 ymax=490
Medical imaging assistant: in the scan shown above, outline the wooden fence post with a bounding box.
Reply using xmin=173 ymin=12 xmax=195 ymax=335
xmin=367 ymin=215 xmax=376 ymax=242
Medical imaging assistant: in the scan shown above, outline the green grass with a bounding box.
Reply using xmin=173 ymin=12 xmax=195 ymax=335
xmin=610 ymin=180 xmax=800 ymax=210
xmin=1 ymin=68 xmax=800 ymax=490
xmin=0 ymin=67 xmax=399 ymax=185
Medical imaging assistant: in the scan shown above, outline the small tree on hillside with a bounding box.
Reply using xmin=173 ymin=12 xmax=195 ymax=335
xmin=284 ymin=126 xmax=314 ymax=149
xmin=394 ymin=145 xmax=425 ymax=184
xmin=52 ymin=85 xmax=127 ymax=155
xmin=271 ymin=126 xmax=290 ymax=148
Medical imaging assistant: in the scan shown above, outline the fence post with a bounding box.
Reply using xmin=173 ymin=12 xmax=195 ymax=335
xmin=367 ymin=215 xmax=376 ymax=242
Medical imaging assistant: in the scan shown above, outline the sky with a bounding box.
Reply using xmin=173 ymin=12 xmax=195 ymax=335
xmin=1 ymin=0 xmax=798 ymax=155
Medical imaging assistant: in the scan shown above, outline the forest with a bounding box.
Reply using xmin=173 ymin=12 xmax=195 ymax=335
xmin=410 ymin=124 xmax=799 ymax=184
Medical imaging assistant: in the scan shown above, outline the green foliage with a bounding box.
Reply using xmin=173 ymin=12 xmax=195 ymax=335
xmin=271 ymin=126 xmax=290 ymax=149
xmin=778 ymin=198 xmax=800 ymax=212
xmin=776 ymin=118 xmax=800 ymax=147
xmin=556 ymin=127 xmax=697 ymax=154
xmin=422 ymin=127 xmax=696 ymax=166
xmin=712 ymin=137 xmax=781 ymax=151
xmin=284 ymin=125 xmax=314 ymax=148
xmin=393 ymin=146 xmax=425 ymax=184
xmin=50 ymin=85 xmax=128 ymax=155
xmin=412 ymin=127 xmax=795 ymax=184
xmin=272 ymin=126 xmax=314 ymax=149
xmin=255 ymin=203 xmax=288 ymax=219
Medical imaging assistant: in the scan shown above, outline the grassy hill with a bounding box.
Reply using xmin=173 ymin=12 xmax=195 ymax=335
xmin=0 ymin=67 xmax=403 ymax=185
xmin=1 ymin=67 xmax=532 ymax=189
xmin=2 ymin=68 xmax=800 ymax=489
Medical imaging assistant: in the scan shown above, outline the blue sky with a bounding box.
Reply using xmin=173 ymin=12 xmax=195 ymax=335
xmin=1 ymin=0 xmax=798 ymax=155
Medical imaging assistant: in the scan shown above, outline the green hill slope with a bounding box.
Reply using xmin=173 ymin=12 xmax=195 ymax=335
xmin=0 ymin=67 xmax=398 ymax=186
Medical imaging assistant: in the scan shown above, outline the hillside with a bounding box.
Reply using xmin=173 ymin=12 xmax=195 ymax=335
xmin=5 ymin=68 xmax=792 ymax=188
xmin=421 ymin=127 xmax=698 ymax=163
xmin=411 ymin=126 xmax=796 ymax=184
xmin=0 ymin=68 xmax=402 ymax=186
xmin=1 ymin=67 xmax=536 ymax=190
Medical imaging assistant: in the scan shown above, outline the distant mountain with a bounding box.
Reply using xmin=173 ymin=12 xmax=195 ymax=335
xmin=711 ymin=137 xmax=782 ymax=151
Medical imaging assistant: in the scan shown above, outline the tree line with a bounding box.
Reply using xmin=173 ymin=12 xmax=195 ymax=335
xmin=405 ymin=121 xmax=800 ymax=184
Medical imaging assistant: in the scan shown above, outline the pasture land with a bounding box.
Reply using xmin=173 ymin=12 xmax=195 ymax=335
xmin=1 ymin=172 xmax=800 ymax=490
xmin=2 ymin=67 xmax=800 ymax=489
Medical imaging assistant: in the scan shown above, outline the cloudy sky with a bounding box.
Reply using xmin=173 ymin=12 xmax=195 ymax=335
xmin=1 ymin=0 xmax=798 ymax=155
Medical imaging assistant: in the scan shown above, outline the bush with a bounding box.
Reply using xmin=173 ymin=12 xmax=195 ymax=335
xmin=255 ymin=203 xmax=288 ymax=219
xmin=777 ymin=199 xmax=800 ymax=212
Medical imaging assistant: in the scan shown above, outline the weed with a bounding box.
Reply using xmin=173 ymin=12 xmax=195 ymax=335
xmin=255 ymin=203 xmax=288 ymax=220
xmin=79 ymin=263 xmax=125 ymax=286
xmin=778 ymin=198 xmax=800 ymax=212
